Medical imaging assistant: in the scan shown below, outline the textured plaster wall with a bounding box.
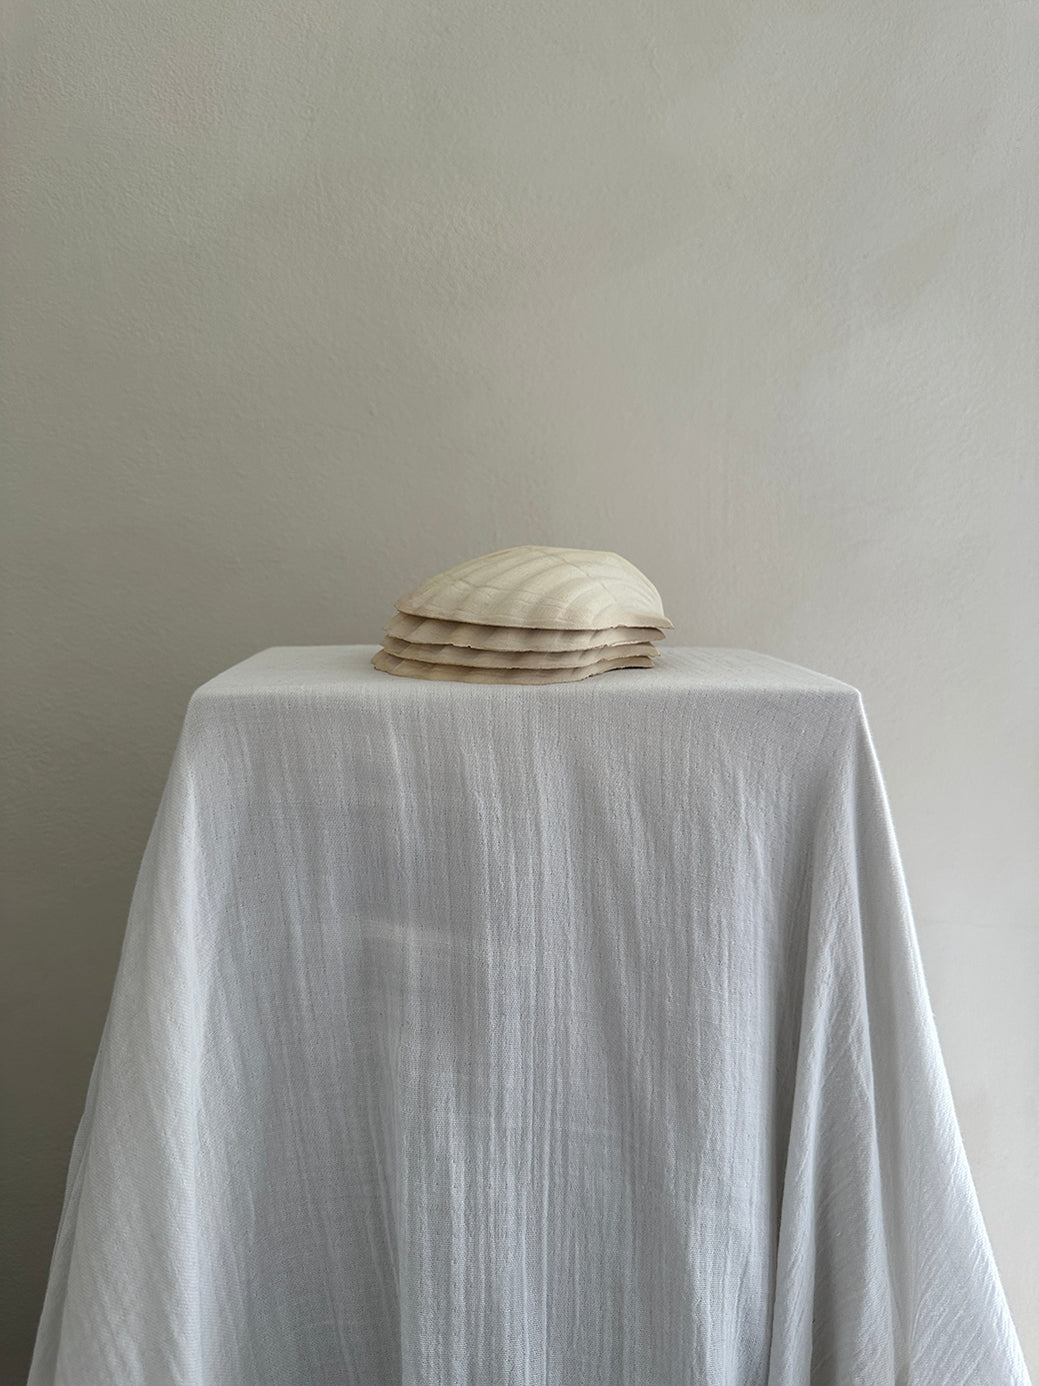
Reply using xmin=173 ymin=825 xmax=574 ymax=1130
xmin=2 ymin=0 xmax=1036 ymax=1375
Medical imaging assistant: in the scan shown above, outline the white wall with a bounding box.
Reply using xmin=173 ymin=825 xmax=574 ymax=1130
xmin=2 ymin=0 xmax=1036 ymax=1374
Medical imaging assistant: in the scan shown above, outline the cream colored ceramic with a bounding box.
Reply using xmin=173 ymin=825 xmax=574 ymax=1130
xmin=386 ymin=611 xmax=665 ymax=652
xmin=371 ymin=648 xmax=655 ymax=684
xmin=382 ymin=634 xmax=658 ymax=668
xmin=395 ymin=546 xmax=672 ymax=631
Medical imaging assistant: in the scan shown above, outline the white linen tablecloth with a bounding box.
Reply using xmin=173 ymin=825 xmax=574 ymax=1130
xmin=28 ymin=646 xmax=1030 ymax=1386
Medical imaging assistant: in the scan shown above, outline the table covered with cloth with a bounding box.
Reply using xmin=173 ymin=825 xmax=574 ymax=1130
xmin=28 ymin=646 xmax=1030 ymax=1386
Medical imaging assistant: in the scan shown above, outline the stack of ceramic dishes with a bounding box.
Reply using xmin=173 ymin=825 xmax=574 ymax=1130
xmin=372 ymin=545 xmax=672 ymax=684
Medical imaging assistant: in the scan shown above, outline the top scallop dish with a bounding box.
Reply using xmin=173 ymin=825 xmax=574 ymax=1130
xmin=372 ymin=545 xmax=672 ymax=684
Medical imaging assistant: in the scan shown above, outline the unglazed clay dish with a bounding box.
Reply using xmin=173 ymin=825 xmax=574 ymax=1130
xmin=394 ymin=546 xmax=672 ymax=632
xmin=385 ymin=612 xmax=665 ymax=652
xmin=381 ymin=634 xmax=658 ymax=668
xmin=371 ymin=648 xmax=655 ymax=684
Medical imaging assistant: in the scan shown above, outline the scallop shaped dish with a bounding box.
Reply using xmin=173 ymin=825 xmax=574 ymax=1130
xmin=371 ymin=648 xmax=655 ymax=684
xmin=381 ymin=634 xmax=659 ymax=668
xmin=394 ymin=546 xmax=672 ymax=632
xmin=385 ymin=612 xmax=666 ymax=653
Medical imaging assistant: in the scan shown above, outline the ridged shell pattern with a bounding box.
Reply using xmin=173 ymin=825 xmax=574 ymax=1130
xmin=373 ymin=546 xmax=671 ymax=685
xmin=395 ymin=546 xmax=672 ymax=631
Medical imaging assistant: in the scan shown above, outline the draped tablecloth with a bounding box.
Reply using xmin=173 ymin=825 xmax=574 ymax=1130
xmin=28 ymin=646 xmax=1030 ymax=1386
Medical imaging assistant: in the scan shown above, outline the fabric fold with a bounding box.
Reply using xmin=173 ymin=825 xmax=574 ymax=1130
xmin=768 ymin=698 xmax=1029 ymax=1385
